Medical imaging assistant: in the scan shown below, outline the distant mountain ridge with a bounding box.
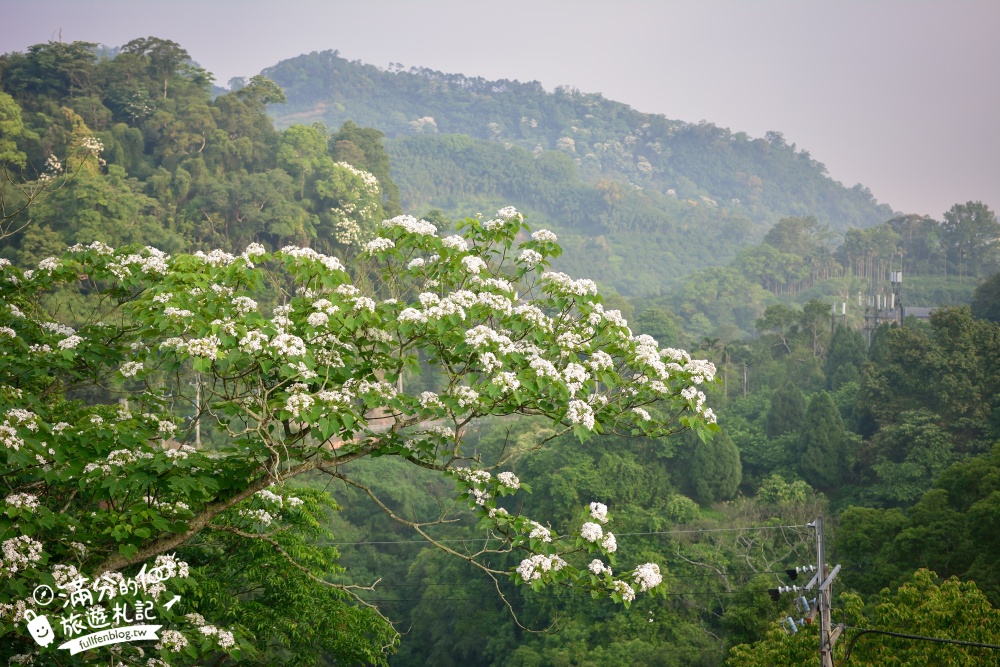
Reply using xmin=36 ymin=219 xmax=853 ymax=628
xmin=263 ymin=50 xmax=894 ymax=232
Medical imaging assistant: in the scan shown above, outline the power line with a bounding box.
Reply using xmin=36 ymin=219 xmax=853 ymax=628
xmin=837 ymin=626 xmax=1000 ymax=666
xmin=318 ymin=524 xmax=810 ymax=547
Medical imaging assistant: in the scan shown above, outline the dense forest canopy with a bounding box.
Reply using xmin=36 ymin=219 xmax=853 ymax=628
xmin=2 ymin=36 xmax=1000 ymax=667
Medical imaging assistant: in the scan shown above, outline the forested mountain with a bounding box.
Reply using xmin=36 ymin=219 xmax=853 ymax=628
xmin=263 ymin=50 xmax=894 ymax=231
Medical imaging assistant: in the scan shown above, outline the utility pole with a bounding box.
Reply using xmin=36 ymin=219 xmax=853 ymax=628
xmin=809 ymin=517 xmax=842 ymax=667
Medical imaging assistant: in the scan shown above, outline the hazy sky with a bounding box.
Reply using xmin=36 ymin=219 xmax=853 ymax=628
xmin=4 ymin=0 xmax=998 ymax=219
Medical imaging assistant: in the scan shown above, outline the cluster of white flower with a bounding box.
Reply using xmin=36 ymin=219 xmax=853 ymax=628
xmin=441 ymin=235 xmax=468 ymax=251
xmin=0 ymin=423 xmax=24 ymax=451
xmin=517 ymin=248 xmax=543 ymax=266
xmin=680 ymin=386 xmax=708 ymax=414
xmin=52 ymin=564 xmax=83 ymax=590
xmin=239 ymin=508 xmax=274 ymax=525
xmin=163 ymin=443 xmax=195 ymax=459
xmin=5 ymin=493 xmax=39 ymax=511
xmin=540 ymin=271 xmax=598 ymax=297
xmin=242 ymin=242 xmax=267 ymax=266
xmin=528 ymin=521 xmax=552 ymax=543
xmin=353 ymin=296 xmax=376 ymax=313
xmin=364 ymin=238 xmax=395 ymax=255
xmin=587 ymin=351 xmax=614 ymax=373
xmin=150 ymin=553 xmax=190 ymax=580
xmin=155 ymin=629 xmax=188 ymax=652
xmin=350 ymin=379 xmax=397 ymax=402
xmin=68 ymin=240 xmax=114 ymax=255
xmin=410 ymin=392 xmax=441 ymax=413
xmin=684 ymin=358 xmax=717 ymax=384
xmin=492 ymin=372 xmax=520 ymax=393
xmin=256 ymin=489 xmax=284 ymax=507
xmin=279 ymin=246 xmax=345 ymax=272
xmin=529 ymin=357 xmax=561 ymax=382
xmin=186 ymin=335 xmax=220 ymax=360
xmin=193 ymin=249 xmax=236 ymax=266
xmin=580 ymin=521 xmax=604 ymax=543
xmin=147 ymin=498 xmax=190 ymax=515
xmin=120 ymin=361 xmax=144 ymax=377
xmin=613 ymin=579 xmax=636 ymax=602
xmin=632 ymin=562 xmax=662 ymax=592
xmin=0 ymin=326 xmax=15 ymax=338
xmin=448 ymin=385 xmax=480 ymax=409
xmin=456 ymin=469 xmax=491 ymax=485
xmin=0 ymin=599 xmax=31 ymax=624
xmin=562 ymin=363 xmax=590 ymax=396
xmin=382 ymin=214 xmax=437 ymax=236
xmin=307 ymin=311 xmax=329 ymax=327
xmin=38 ymin=257 xmax=60 ymax=272
xmin=516 ymin=553 xmax=566 ymax=582
xmin=105 ymin=248 xmax=170 ymax=280
xmin=468 ymin=487 xmax=491 ymax=506
xmin=426 ymin=425 xmax=455 ymax=440
xmin=239 ymin=330 xmax=269 ymax=353
xmin=1 ymin=535 xmax=43 ymax=573
xmin=461 ymin=255 xmax=488 ymax=274
xmin=566 ymin=399 xmax=595 ymax=430
xmin=163 ymin=306 xmax=194 ymax=320
xmin=531 ymin=229 xmax=558 ymax=242
xmin=589 ymin=502 xmax=609 ymax=524
xmin=601 ymin=532 xmax=618 ymax=553
xmin=316 ymin=388 xmax=352 ymax=407
xmin=84 ymin=449 xmax=154 ymax=475
xmin=407 ymin=258 xmax=426 ymax=270
xmin=198 ymin=624 xmax=236 ymax=649
xmin=589 ymin=559 xmax=612 ymax=576
xmin=497 ymin=471 xmax=520 ymax=489
xmin=57 ymin=335 xmax=83 ymax=350
xmin=271 ymin=333 xmax=306 ymax=357
xmin=285 ymin=392 xmax=314 ymax=419
xmin=230 ymin=295 xmax=258 ymax=315
xmin=632 ymin=407 xmax=651 ymax=421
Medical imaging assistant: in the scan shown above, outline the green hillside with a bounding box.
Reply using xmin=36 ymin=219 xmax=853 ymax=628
xmin=263 ymin=50 xmax=895 ymax=231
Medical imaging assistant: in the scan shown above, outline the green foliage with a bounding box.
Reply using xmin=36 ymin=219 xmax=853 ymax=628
xmin=682 ymin=430 xmax=742 ymax=503
xmin=797 ymin=391 xmax=849 ymax=490
xmin=837 ymin=445 xmax=1000 ymax=604
xmin=728 ymin=569 xmax=1000 ymax=667
xmin=971 ymin=270 xmax=1000 ymax=323
xmin=824 ymin=325 xmax=865 ymax=389
xmin=765 ymin=384 xmax=805 ymax=438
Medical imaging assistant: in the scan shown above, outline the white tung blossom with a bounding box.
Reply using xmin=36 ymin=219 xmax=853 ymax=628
xmin=517 ymin=553 xmax=566 ymax=582
xmin=528 ymin=521 xmax=552 ymax=543
xmin=364 ymin=238 xmax=395 ymax=255
xmin=517 ymin=248 xmax=543 ymax=266
xmin=497 ymin=471 xmax=520 ymax=489
xmin=566 ymin=399 xmax=595 ymax=430
xmin=589 ymin=559 xmax=612 ymax=576
xmin=383 ymin=214 xmax=437 ymax=236
xmin=633 ymin=562 xmax=662 ymax=592
xmin=461 ymin=255 xmax=488 ymax=274
xmin=119 ymin=361 xmax=144 ymax=378
xmin=580 ymin=521 xmax=603 ymax=543
xmin=531 ymin=229 xmax=558 ymax=242
xmin=441 ymin=235 xmax=469 ymax=251
xmin=589 ymin=502 xmax=609 ymax=524
xmin=613 ymin=579 xmax=636 ymax=602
